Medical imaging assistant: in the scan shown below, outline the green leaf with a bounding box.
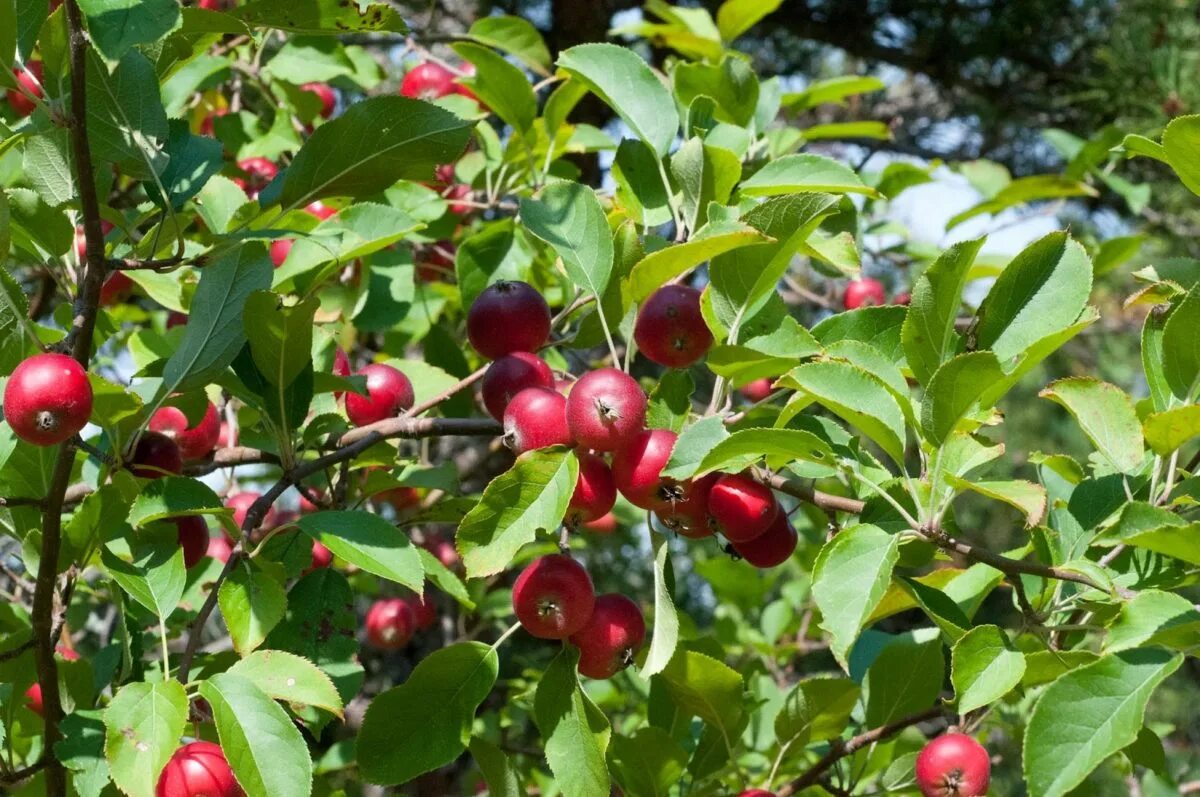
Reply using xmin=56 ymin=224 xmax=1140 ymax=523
xmin=951 ymin=625 xmax=1026 ymax=713
xmin=227 ymin=650 xmax=344 ymax=717
xmin=673 ymin=56 xmax=758 ymax=127
xmin=670 ymin=139 xmax=742 ymax=233
xmin=520 ymin=181 xmax=613 ymax=300
xmin=706 ymin=316 xmax=822 ymax=385
xmin=231 ymin=0 xmax=407 ymax=34
xmin=658 ymin=649 xmax=744 ymax=747
xmin=452 ymin=42 xmax=536 ymax=133
xmin=78 ymin=0 xmax=180 ymax=62
xmin=535 ymin=646 xmax=611 ymax=797
xmin=803 ymin=121 xmax=892 ymax=141
xmin=358 ymin=642 xmax=498 ymax=785
xmin=974 ymin=232 xmax=1093 ymax=363
xmin=901 ymin=238 xmax=984 ymax=385
xmin=863 ymin=633 xmax=944 ymax=726
xmin=1039 ymin=377 xmax=1145 ymax=474
xmin=457 ymin=448 xmax=578 ymax=579
xmin=920 ymin=351 xmax=1006 ymax=445
xmin=0 ymin=264 xmax=37 ymax=375
xmin=1143 ymin=404 xmax=1200 ymax=455
xmin=557 ymin=43 xmax=677 ymax=157
xmin=694 ymin=427 xmax=837 ymax=478
xmin=608 ymin=726 xmax=688 ymax=797
xmin=417 ymin=547 xmax=474 ymax=610
xmin=1023 ymin=649 xmax=1182 ymax=797
xmin=634 ymin=227 xmax=770 ymax=309
xmin=296 ymin=511 xmax=422 ymax=591
xmin=278 ymin=96 xmax=473 ymax=208
xmin=947 ymin=477 xmax=1047 ymax=526
xmin=243 ymin=292 xmax=319 ymax=388
xmin=774 ymin=676 xmax=860 ymax=750
xmin=1161 ymin=114 xmax=1200 ymax=196
xmin=661 ymin=416 xmax=730 ymax=480
xmin=466 ymin=15 xmax=551 ymax=75
xmin=200 ymin=672 xmax=314 ymax=797
xmin=780 ymin=360 xmax=907 ymax=465
xmin=1116 ymin=520 xmax=1200 ymax=566
xmin=1162 ymin=283 xmax=1200 ymax=400
xmin=155 ymin=121 xmax=223 ymax=210
xmin=102 ymin=543 xmax=185 ymax=621
xmin=103 ymin=680 xmax=188 ymax=797
xmin=739 ymin=154 xmax=879 ymax=198
xmin=23 ymin=131 xmax=76 ymax=207
xmin=716 ymin=0 xmax=784 ymax=41
xmin=640 ymin=536 xmax=679 ymax=678
xmin=812 ymin=525 xmax=900 ymax=669
xmin=219 ymin=561 xmax=287 ymax=655
xmin=1105 ymin=590 xmax=1200 ymax=654
xmin=57 ymin=711 xmax=109 ymax=797
xmin=947 ymin=175 xmax=1096 ymax=230
xmin=782 ymin=75 xmax=885 ymax=111
xmin=86 ymin=50 xmax=169 ymax=180
xmin=128 ymin=477 xmax=225 ymax=527
xmin=469 ymin=737 xmax=527 ymax=797
xmin=645 ymin=370 xmax=694 ymax=433
xmin=161 ymin=243 xmax=273 ymax=394
xmin=273 ymin=202 xmax=422 ymax=286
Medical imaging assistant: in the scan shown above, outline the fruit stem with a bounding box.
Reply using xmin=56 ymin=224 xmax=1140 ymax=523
xmin=491 ymin=621 xmax=521 ymax=650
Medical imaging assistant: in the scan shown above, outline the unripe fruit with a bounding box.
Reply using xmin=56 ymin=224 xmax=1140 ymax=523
xmin=7 ymin=62 xmax=43 ymax=118
xmin=175 ymin=516 xmax=210 ymax=569
xmin=707 ymin=474 xmax=779 ymax=543
xmin=512 ymin=554 xmax=595 ymax=639
xmin=306 ymin=540 xmax=333 ymax=573
xmin=466 ymin=281 xmax=551 ymax=360
xmin=156 ymin=741 xmax=243 ymax=797
xmin=567 ymin=453 xmax=617 ymax=525
xmin=3 ymin=353 xmax=93 ymax=446
xmin=843 ymin=277 xmax=886 ymax=309
xmin=269 ymin=239 xmax=293 ymax=268
xmin=914 ymin=733 xmax=990 ymax=797
xmin=655 ymin=473 xmax=717 ymax=539
xmin=365 ymin=598 xmax=416 ymax=650
xmin=633 ymin=285 xmax=713 ymax=368
xmin=345 ymin=364 xmax=415 ymax=427
xmin=207 ymin=535 xmax=232 ymax=564
xmin=482 ymin=353 xmax=555 ymax=422
xmin=569 ymin=593 xmax=645 ymax=679
xmin=731 ymin=512 xmax=797 ymax=568
xmin=99 ymin=271 xmax=134 ymax=306
xmin=739 ymin=378 xmax=773 ymax=403
xmin=400 ymin=62 xmax=457 ymax=100
xmin=129 ymin=432 xmax=183 ymax=479
xmin=610 ymin=429 xmax=679 ymax=510
xmin=503 ymin=387 xmax=572 ymax=453
xmin=301 ymin=82 xmax=336 ymax=118
xmin=582 ymin=511 xmax=618 ymax=535
xmin=149 ymin=402 xmax=221 ymax=461
xmin=225 ymin=491 xmax=278 ymax=533
xmin=565 ymin=368 xmax=647 ymax=452
xmin=25 ymin=646 xmax=80 ymax=716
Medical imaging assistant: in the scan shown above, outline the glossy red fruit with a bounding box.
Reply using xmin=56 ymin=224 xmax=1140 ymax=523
xmin=129 ymin=432 xmax=182 ymax=479
xmin=893 ymin=291 xmax=912 ymax=306
xmin=333 ymin=347 xmax=351 ymax=379
xmin=298 ymin=489 xmax=322 ymax=514
xmin=216 ymin=422 xmax=233 ymax=449
xmin=655 ymin=472 xmax=717 ymax=539
xmin=582 ymin=511 xmax=618 ymax=535
xmin=739 ymin=378 xmax=773 ymax=403
xmin=433 ymin=163 xmax=456 ymax=185
xmin=25 ymin=646 xmax=80 ymax=716
xmin=567 ymin=453 xmax=617 ymax=525
xmin=481 ymin=353 xmax=555 ymax=421
xmin=235 ymin=157 xmax=277 ymax=196
xmin=301 ymin=82 xmax=336 ymax=118
xmin=737 ymin=791 xmax=776 ymax=797
xmin=206 ymin=535 xmax=232 ymax=564
xmin=379 ymin=484 xmax=421 ymax=513
xmin=915 ymin=733 xmax=990 ymax=797
xmin=196 ymin=0 xmax=231 ymax=9
xmin=175 ymin=516 xmax=210 ymax=569
xmin=3 ymin=353 xmax=94 ymax=446
xmin=269 ymin=239 xmax=293 ymax=268
xmin=610 ymin=429 xmax=679 ymax=510
xmin=7 ymin=62 xmax=43 ymax=118
xmin=306 ymin=540 xmax=333 ymax=573
xmin=707 ymin=474 xmax=779 ymax=543
xmin=445 ymin=183 xmax=473 ymax=216
xmin=365 ymin=598 xmax=416 ymax=650
xmin=569 ymin=593 xmax=645 ymax=679
xmin=503 ymin=387 xmax=572 ymax=453
xmin=843 ymin=277 xmax=886 ymax=309
xmin=345 ymin=364 xmax=415 ymax=427
xmin=225 ymin=491 xmax=278 ymax=533
xmin=565 ymin=368 xmax=647 ymax=452
xmin=400 ymin=61 xmax=457 ymax=100
xmin=512 ymin=554 xmax=595 ymax=639
xmin=633 ymin=285 xmax=713 ymax=368
xmin=156 ymin=741 xmax=243 ymax=797
xmin=731 ymin=512 xmax=797 ymax=568
xmin=305 ymin=200 xmax=337 ymax=221
xmin=466 ymin=281 xmax=551 ymax=360
xmin=406 ymin=593 xmax=437 ymax=630
xmin=149 ymin=402 xmax=221 ymax=461
xmin=99 ymin=271 xmax=134 ymax=305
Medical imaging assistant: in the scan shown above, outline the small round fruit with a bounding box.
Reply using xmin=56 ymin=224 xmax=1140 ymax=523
xmin=301 ymin=82 xmax=336 ymax=118
xmin=235 ymin=157 xmax=277 ymax=195
xmin=633 ymin=285 xmax=713 ymax=368
xmin=466 ymin=281 xmax=551 ymax=360
xmin=175 ymin=516 xmax=210 ymax=569
xmin=894 ymin=291 xmax=912 ymax=306
xmin=7 ymin=62 xmax=43 ymax=118
xmin=481 ymin=353 xmax=555 ymax=421
xmin=156 ymin=741 xmax=243 ymax=797
xmin=737 ymin=791 xmax=776 ymax=797
xmin=423 ymin=535 xmax=460 ymax=569
xmin=565 ymin=368 xmax=647 ymax=452
xmin=269 ymin=239 xmax=293 ymax=268
xmin=707 ymin=474 xmax=779 ymax=543
xmin=406 ymin=594 xmax=437 ymax=630
xmin=731 ymin=513 xmax=797 ymax=568
xmin=739 ymin=378 xmax=773 ymax=403
xmin=445 ymin=183 xmax=473 ymax=215
xmin=305 ymin=201 xmax=337 ymax=221
xmin=333 ymin=347 xmax=351 ymax=379
xmin=129 ymin=432 xmax=182 ymax=479
xmin=655 ymin=473 xmax=717 ymax=539
xmin=3 ymin=353 xmax=94 ymax=446
xmin=298 ymin=490 xmax=322 ymax=514
xmin=206 ymin=535 xmax=232 ymax=564
xmin=503 ymin=387 xmax=572 ymax=453
xmin=582 ymin=511 xmax=618 ymax=535
xmin=400 ymin=61 xmax=457 ymax=100
xmin=512 ymin=554 xmax=596 ymax=640
xmin=915 ymin=733 xmax=990 ymax=797
xmin=567 ymin=453 xmax=617 ymax=525
xmin=610 ymin=428 xmax=679 ymax=510
xmin=843 ymin=277 xmax=886 ymax=309
xmin=569 ymin=593 xmax=645 ymax=679
xmin=306 ymin=540 xmax=333 ymax=573
xmin=99 ymin=271 xmax=134 ymax=305
xmin=345 ymin=364 xmax=415 ymax=427
xmin=365 ymin=598 xmax=416 ymax=650
xmin=149 ymin=402 xmax=221 ymax=461
xmin=225 ymin=491 xmax=278 ymax=532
